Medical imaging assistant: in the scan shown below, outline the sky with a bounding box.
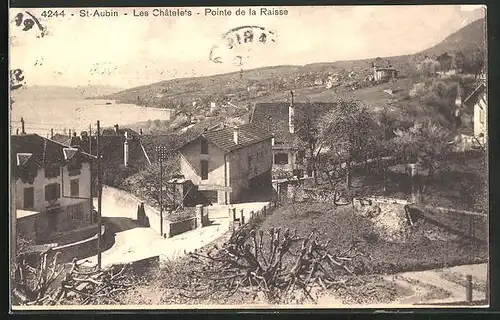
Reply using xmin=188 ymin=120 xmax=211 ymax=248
xmin=9 ymin=5 xmax=485 ymax=89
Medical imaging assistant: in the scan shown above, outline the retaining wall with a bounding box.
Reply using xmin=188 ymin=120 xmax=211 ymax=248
xmin=48 ymin=226 xmax=105 ymax=264
xmin=47 ymin=224 xmax=100 ymax=245
xmin=102 ymin=185 xmax=208 ymax=239
xmin=101 ymin=185 xmax=170 ymax=237
xmin=168 ymin=217 xmax=197 ymax=238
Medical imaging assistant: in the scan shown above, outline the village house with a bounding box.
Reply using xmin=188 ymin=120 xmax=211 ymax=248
xmin=371 ymin=58 xmax=398 ymax=82
xmin=52 ymin=124 xmax=146 ymax=168
xmin=52 ymin=124 xmax=150 ymax=189
xmin=373 ymin=65 xmax=398 ymax=82
xmin=250 ymin=91 xmax=335 ymax=180
xmin=11 ymin=134 xmax=96 ymax=243
xmin=436 ymin=52 xmax=455 ymax=74
xmin=99 ymin=124 xmax=148 ymax=169
xmin=175 ymin=123 xmax=273 ymax=204
xmin=463 ymin=82 xmax=487 ymax=146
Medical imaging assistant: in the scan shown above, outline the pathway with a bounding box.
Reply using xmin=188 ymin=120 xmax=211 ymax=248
xmin=317 ymin=263 xmax=488 ymax=307
xmin=83 ymin=199 xmax=270 ymax=269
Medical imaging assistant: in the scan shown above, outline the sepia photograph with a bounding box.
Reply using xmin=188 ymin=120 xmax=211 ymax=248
xmin=9 ymin=4 xmax=488 ymax=310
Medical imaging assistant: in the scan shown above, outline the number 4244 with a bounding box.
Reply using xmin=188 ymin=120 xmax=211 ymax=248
xmin=41 ymin=10 xmax=65 ymax=18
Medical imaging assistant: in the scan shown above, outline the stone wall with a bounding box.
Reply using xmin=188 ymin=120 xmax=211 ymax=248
xmin=101 ymin=185 xmax=170 ymax=237
xmin=168 ymin=217 xmax=197 ymax=237
xmin=42 ymin=224 xmax=99 ymax=245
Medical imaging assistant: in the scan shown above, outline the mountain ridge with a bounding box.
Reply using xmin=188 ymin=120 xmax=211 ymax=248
xmin=101 ymin=17 xmax=485 ymax=108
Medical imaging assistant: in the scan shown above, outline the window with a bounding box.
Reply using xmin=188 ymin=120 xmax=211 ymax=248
xmin=248 ymin=155 xmax=253 ymax=170
xmin=201 ymin=139 xmax=209 ymax=154
xmin=45 ymin=183 xmax=61 ymax=201
xmin=296 ymin=151 xmax=306 ymax=164
xmin=70 ymin=179 xmax=79 ymax=197
xmin=201 ymin=160 xmax=209 ymax=180
xmin=274 ymin=153 xmax=289 ymax=165
xmin=479 ymin=107 xmax=485 ymax=124
xmin=45 ymin=165 xmax=60 ymax=179
xmin=23 ymin=187 xmax=34 ymax=209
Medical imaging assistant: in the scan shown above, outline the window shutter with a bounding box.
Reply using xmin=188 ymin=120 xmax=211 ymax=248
xmin=45 ymin=185 xmax=50 ymax=201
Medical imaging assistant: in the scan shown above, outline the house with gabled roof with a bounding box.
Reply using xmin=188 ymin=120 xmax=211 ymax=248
xmin=463 ymin=82 xmax=487 ymax=146
xmin=11 ymin=134 xmax=96 ymax=243
xmin=250 ymin=91 xmax=336 ymax=180
xmin=175 ymin=123 xmax=273 ymax=204
xmin=51 ymin=124 xmax=150 ymax=187
xmin=372 ymin=58 xmax=398 ymax=82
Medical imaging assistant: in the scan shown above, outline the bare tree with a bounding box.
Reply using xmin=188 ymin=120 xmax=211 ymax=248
xmin=294 ymin=101 xmax=333 ymax=185
xmin=393 ymin=121 xmax=452 ymax=179
xmin=319 ymin=99 xmax=382 ymax=189
xmin=122 ymin=156 xmax=180 ymax=210
xmin=12 ymin=249 xmax=65 ymax=305
xmin=183 ymin=222 xmax=369 ymax=304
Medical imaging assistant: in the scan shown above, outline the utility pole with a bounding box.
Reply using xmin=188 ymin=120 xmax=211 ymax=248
xmin=89 ymin=124 xmax=92 ymax=155
xmin=156 ymin=145 xmax=167 ymax=238
xmin=20 ymin=117 xmax=25 ymax=134
xmin=96 ymin=120 xmax=102 ymax=269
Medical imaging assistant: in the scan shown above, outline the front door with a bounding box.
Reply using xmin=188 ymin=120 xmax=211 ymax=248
xmin=47 ymin=208 xmax=60 ymax=235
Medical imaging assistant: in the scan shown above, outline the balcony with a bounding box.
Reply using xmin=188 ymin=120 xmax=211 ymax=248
xmin=46 ymin=199 xmax=61 ymax=210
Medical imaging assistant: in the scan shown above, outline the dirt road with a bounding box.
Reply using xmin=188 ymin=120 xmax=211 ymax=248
xmin=84 ymin=197 xmax=270 ymax=268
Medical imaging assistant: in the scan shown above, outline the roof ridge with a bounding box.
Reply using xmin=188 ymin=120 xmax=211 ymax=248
xmin=42 ymin=134 xmax=96 ymax=159
xmin=463 ymin=82 xmax=486 ymax=105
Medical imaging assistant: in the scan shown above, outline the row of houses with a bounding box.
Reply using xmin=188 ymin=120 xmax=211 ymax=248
xmin=11 ymin=78 xmax=487 ymax=246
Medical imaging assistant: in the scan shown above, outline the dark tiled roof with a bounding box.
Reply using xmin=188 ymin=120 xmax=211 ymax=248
xmin=102 ymin=127 xmax=139 ymax=138
xmin=51 ymin=133 xmax=71 ymax=145
xmin=463 ymin=82 xmax=486 ymax=108
xmin=201 ymin=123 xmax=272 ymax=152
xmin=437 ymin=52 xmax=453 ymax=60
xmin=375 ymin=67 xmax=397 ymax=71
xmin=11 ymin=134 xmax=95 ymax=177
xmin=250 ymin=102 xmax=336 ymax=145
xmin=177 ymin=123 xmax=272 ymax=153
xmin=51 ymin=133 xmax=148 ymax=170
xmin=94 ymin=136 xmax=149 ymax=169
xmin=179 ymin=117 xmax=225 ymax=142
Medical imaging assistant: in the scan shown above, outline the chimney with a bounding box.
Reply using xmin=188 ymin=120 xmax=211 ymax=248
xmin=50 ymin=128 xmax=54 ymax=139
xmin=114 ymin=124 xmax=119 ymax=133
xmin=289 ymin=91 xmax=295 ymax=134
xmin=124 ymin=140 xmax=129 ymax=167
xmin=70 ymin=131 xmax=81 ymax=148
xmin=233 ymin=126 xmax=239 ymax=145
xmin=68 ymin=129 xmax=71 ymax=138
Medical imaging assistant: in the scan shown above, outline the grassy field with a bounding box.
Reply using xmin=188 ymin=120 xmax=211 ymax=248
xmin=114 ymin=199 xmax=487 ymax=306
xmin=346 ymin=153 xmax=487 ymax=212
xmin=259 ymin=202 xmax=487 ymax=275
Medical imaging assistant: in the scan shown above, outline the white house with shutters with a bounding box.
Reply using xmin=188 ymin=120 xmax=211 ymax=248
xmin=11 ymin=134 xmax=95 ymax=243
xmin=463 ymin=82 xmax=487 ymax=146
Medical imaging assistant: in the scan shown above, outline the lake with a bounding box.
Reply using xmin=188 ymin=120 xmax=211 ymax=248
xmin=10 ymin=98 xmax=173 ymax=136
